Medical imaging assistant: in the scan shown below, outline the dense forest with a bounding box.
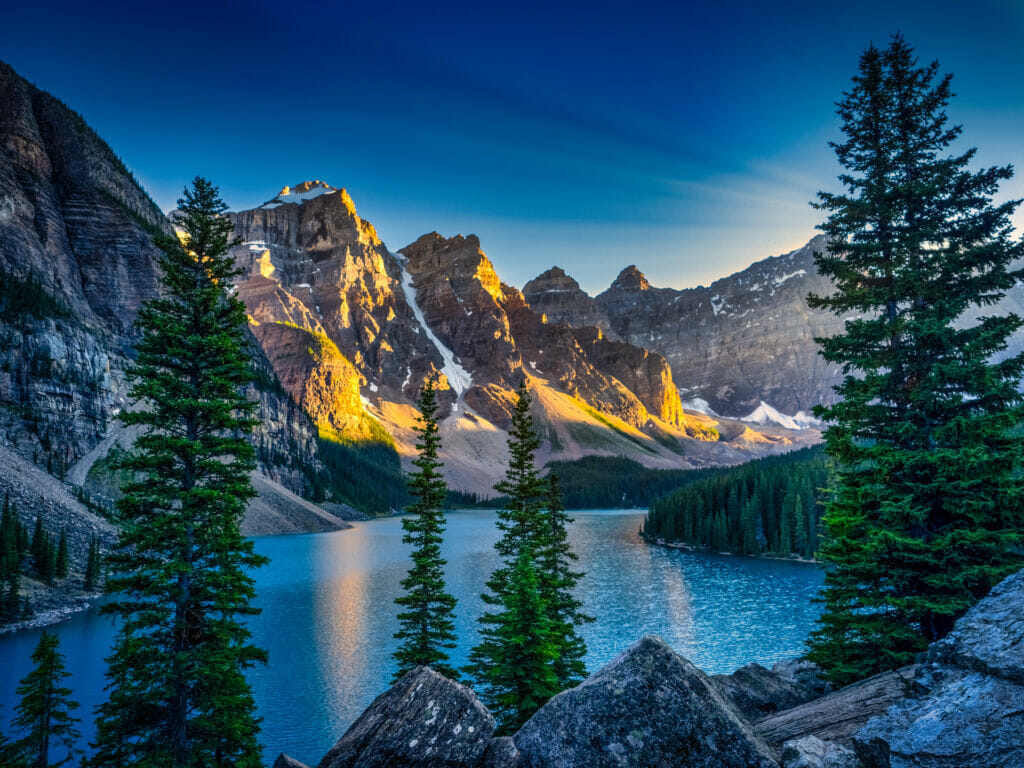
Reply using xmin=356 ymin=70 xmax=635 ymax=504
xmin=541 ymin=457 xmax=718 ymax=509
xmin=643 ymin=446 xmax=827 ymax=559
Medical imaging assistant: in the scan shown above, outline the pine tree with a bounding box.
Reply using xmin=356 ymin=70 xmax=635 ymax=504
xmin=83 ymin=536 xmax=100 ymax=592
xmin=12 ymin=631 xmax=81 ymax=768
xmin=467 ymin=381 xmax=559 ymax=733
xmin=54 ymin=530 xmax=67 ymax=580
xmin=91 ymin=178 xmax=267 ymax=768
xmin=806 ymin=35 xmax=1024 ymax=686
xmin=472 ymin=547 xmax=558 ymax=735
xmin=392 ymin=380 xmax=459 ymax=682
xmin=537 ymin=473 xmax=592 ymax=688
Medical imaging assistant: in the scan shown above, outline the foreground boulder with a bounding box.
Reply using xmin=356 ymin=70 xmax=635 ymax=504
xmin=853 ymin=569 xmax=1024 ymax=767
xmin=714 ymin=662 xmax=822 ymax=722
xmin=780 ymin=736 xmax=859 ymax=768
xmin=513 ymin=635 xmax=779 ymax=768
xmin=316 ymin=667 xmax=495 ymax=768
xmin=756 ymin=666 xmax=919 ymax=748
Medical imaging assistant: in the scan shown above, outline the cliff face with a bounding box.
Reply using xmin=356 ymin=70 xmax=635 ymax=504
xmin=524 ymin=236 xmax=845 ymax=419
xmin=0 ymin=60 xmax=322 ymax=504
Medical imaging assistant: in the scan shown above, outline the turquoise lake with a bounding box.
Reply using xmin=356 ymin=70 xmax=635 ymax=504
xmin=0 ymin=509 xmax=824 ymax=765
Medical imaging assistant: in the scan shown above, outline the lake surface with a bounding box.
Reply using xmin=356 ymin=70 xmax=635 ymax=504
xmin=0 ymin=509 xmax=823 ymax=765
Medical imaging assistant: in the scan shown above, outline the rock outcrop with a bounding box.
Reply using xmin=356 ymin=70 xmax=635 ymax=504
xmin=0 ymin=59 xmax=324 ymax=511
xmin=273 ymin=755 xmax=313 ymax=768
xmin=756 ymin=666 xmax=919 ymax=748
xmin=512 ymin=635 xmax=778 ymax=768
xmin=780 ymin=735 xmax=859 ymax=768
xmin=852 ymin=568 xmax=1024 ymax=768
xmin=522 ymin=267 xmax=617 ymax=338
xmin=316 ymin=667 xmax=495 ymax=768
xmin=714 ymin=662 xmax=822 ymax=723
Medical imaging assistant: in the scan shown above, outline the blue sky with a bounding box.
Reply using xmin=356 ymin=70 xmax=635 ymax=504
xmin=3 ymin=1 xmax=1023 ymax=293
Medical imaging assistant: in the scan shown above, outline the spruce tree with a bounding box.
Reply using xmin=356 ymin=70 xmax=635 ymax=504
xmin=806 ymin=35 xmax=1024 ymax=685
xmin=83 ymin=536 xmax=100 ymax=592
xmin=467 ymin=381 xmax=559 ymax=732
xmin=537 ymin=472 xmax=592 ymax=688
xmin=12 ymin=631 xmax=81 ymax=768
xmin=54 ymin=530 xmax=67 ymax=580
xmin=91 ymin=177 xmax=267 ymax=768
xmin=392 ymin=380 xmax=459 ymax=682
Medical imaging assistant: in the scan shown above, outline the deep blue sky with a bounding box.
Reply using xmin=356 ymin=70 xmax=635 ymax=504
xmin=4 ymin=1 xmax=1023 ymax=293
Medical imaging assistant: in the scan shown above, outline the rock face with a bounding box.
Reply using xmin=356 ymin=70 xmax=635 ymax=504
xmin=273 ymin=755 xmax=313 ymax=768
xmin=714 ymin=662 xmax=822 ymax=723
xmin=780 ymin=736 xmax=859 ymax=768
xmin=316 ymin=666 xmax=495 ymax=768
xmin=0 ymin=59 xmax=329 ymax=537
xmin=853 ymin=568 xmax=1024 ymax=768
xmin=513 ymin=635 xmax=778 ymax=768
xmin=523 ymin=237 xmax=844 ymax=419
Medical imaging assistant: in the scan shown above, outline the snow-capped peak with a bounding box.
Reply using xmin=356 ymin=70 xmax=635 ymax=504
xmin=740 ymin=401 xmax=820 ymax=430
xmin=260 ymin=180 xmax=338 ymax=209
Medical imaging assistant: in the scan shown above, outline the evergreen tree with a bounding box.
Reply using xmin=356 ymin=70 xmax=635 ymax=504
xmin=392 ymin=380 xmax=459 ymax=682
xmin=91 ymin=178 xmax=267 ymax=768
xmin=472 ymin=547 xmax=558 ymax=735
xmin=806 ymin=35 xmax=1024 ymax=686
xmin=467 ymin=381 xmax=559 ymax=732
xmin=537 ymin=473 xmax=592 ymax=688
xmin=12 ymin=631 xmax=80 ymax=768
xmin=83 ymin=536 xmax=101 ymax=592
xmin=54 ymin=530 xmax=67 ymax=580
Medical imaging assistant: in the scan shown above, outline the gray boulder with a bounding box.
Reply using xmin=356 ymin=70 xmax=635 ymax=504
xmin=772 ymin=658 xmax=830 ymax=698
xmin=317 ymin=667 xmax=495 ymax=768
xmin=478 ymin=737 xmax=520 ymax=768
xmin=274 ymin=755 xmax=313 ymax=768
xmin=714 ymin=662 xmax=822 ymax=722
xmin=853 ymin=568 xmax=1024 ymax=768
xmin=513 ymin=635 xmax=779 ymax=768
xmin=780 ymin=736 xmax=860 ymax=768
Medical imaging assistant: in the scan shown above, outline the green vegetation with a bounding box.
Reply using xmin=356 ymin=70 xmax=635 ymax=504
xmin=545 ymin=456 xmax=719 ymax=509
xmin=83 ymin=535 xmax=102 ymax=592
xmin=805 ymin=36 xmax=1024 ymax=686
xmin=91 ymin=178 xmax=266 ymax=767
xmin=468 ymin=383 xmax=590 ymax=734
xmin=392 ymin=381 xmax=460 ymax=681
xmin=10 ymin=631 xmax=81 ymax=768
xmin=311 ymin=435 xmax=408 ymax=515
xmin=644 ymin=446 xmax=826 ymax=558
xmin=0 ymin=494 xmax=30 ymax=622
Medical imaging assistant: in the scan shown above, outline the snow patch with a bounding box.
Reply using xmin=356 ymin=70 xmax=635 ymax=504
xmin=681 ymin=397 xmax=717 ymax=416
xmin=393 ymin=252 xmax=472 ymax=398
xmin=773 ymin=269 xmax=807 ymax=287
xmin=741 ymin=401 xmax=820 ymax=430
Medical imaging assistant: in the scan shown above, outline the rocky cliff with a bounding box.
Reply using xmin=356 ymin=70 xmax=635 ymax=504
xmin=0 ymin=60 xmax=330 ymax=536
xmin=526 ymin=236 xmax=844 ymax=419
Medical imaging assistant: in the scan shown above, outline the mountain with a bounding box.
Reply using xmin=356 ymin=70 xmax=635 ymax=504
xmin=525 ymin=237 xmax=845 ymax=418
xmin=228 ymin=184 xmax=818 ymax=494
xmin=0 ymin=60 xmax=339 ymax=539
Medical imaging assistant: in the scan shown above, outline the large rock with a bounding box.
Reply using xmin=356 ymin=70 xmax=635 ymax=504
xmin=852 ymin=568 xmax=1024 ymax=768
xmin=513 ymin=635 xmax=779 ymax=768
xmin=780 ymin=736 xmax=859 ymax=768
xmin=316 ymin=666 xmax=494 ymax=768
xmin=756 ymin=666 xmax=919 ymax=748
xmin=771 ymin=658 xmax=830 ymax=698
xmin=714 ymin=662 xmax=822 ymax=722
xmin=478 ymin=737 xmax=520 ymax=768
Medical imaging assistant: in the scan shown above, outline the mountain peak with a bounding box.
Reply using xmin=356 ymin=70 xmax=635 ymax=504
xmin=610 ymin=265 xmax=649 ymax=292
xmin=260 ymin=180 xmax=353 ymax=210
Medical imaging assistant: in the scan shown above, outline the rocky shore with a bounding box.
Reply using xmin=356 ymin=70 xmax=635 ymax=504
xmin=272 ymin=568 xmax=1024 ymax=768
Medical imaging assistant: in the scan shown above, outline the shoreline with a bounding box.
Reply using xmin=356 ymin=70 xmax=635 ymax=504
xmin=0 ymin=593 xmax=102 ymax=635
xmin=647 ymin=536 xmax=820 ymax=565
